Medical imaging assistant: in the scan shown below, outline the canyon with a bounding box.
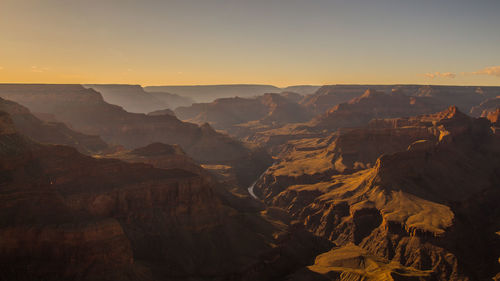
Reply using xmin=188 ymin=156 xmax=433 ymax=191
xmin=0 ymin=84 xmax=499 ymax=280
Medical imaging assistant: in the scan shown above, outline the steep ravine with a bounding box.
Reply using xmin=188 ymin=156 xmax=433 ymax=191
xmin=248 ymin=162 xmax=277 ymax=200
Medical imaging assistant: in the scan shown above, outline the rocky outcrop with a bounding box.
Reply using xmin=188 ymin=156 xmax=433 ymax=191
xmin=485 ymin=108 xmax=500 ymax=126
xmin=255 ymin=106 xmax=500 ymax=280
xmin=0 ymin=84 xmax=272 ymax=187
xmin=0 ymin=97 xmax=108 ymax=154
xmin=288 ymin=244 xmax=431 ymax=280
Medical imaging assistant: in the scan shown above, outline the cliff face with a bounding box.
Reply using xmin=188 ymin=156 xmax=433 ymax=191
xmin=0 ymin=97 xmax=108 ymax=154
xmin=255 ymin=107 xmax=500 ymax=280
xmin=0 ymin=84 xmax=272 ymax=187
xmin=0 ymin=111 xmax=332 ymax=281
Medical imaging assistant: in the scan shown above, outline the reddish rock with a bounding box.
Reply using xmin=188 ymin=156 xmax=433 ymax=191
xmin=485 ymin=108 xmax=500 ymax=126
xmin=255 ymin=106 xmax=500 ymax=280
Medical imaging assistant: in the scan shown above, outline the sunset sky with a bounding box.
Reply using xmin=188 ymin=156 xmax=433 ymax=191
xmin=1 ymin=0 xmax=499 ymax=86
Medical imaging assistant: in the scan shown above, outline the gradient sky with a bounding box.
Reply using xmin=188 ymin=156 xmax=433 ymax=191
xmin=1 ymin=0 xmax=499 ymax=86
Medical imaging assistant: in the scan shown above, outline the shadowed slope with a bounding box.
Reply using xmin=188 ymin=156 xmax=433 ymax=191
xmin=0 ymin=84 xmax=272 ymax=186
xmin=0 ymin=111 xmax=331 ymax=281
xmin=0 ymin=97 xmax=108 ymax=154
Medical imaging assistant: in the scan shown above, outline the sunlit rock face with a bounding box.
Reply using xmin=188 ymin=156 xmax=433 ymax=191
xmin=485 ymin=108 xmax=500 ymax=126
xmin=255 ymin=106 xmax=500 ymax=280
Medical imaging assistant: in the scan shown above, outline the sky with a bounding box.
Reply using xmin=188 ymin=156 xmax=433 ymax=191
xmin=1 ymin=0 xmax=499 ymax=87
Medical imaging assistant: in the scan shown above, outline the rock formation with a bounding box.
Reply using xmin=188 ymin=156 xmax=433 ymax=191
xmin=486 ymin=108 xmax=500 ymax=126
xmin=254 ymin=106 xmax=500 ymax=280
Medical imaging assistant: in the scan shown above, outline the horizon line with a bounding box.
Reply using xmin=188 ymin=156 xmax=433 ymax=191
xmin=1 ymin=82 xmax=500 ymax=88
